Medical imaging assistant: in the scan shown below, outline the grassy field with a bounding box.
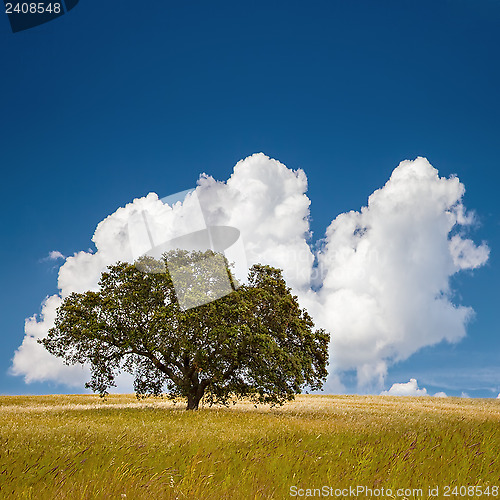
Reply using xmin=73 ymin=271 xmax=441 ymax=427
xmin=0 ymin=394 xmax=499 ymax=499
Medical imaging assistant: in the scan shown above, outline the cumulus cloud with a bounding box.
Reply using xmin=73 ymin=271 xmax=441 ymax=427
xmin=306 ymin=157 xmax=489 ymax=389
xmin=10 ymin=295 xmax=89 ymax=386
xmin=433 ymin=391 xmax=448 ymax=398
xmin=11 ymin=154 xmax=489 ymax=393
xmin=11 ymin=154 xmax=312 ymax=388
xmin=381 ymin=378 xmax=428 ymax=396
xmin=497 ymin=393 xmax=500 ymax=399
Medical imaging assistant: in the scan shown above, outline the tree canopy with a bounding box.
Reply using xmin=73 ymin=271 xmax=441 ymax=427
xmin=40 ymin=250 xmax=329 ymax=410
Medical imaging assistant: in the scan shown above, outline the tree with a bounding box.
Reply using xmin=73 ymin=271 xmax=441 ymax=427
xmin=40 ymin=250 xmax=329 ymax=410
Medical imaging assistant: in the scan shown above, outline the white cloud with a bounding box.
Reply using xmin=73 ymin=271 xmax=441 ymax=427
xmin=306 ymin=157 xmax=488 ymax=389
xmin=497 ymin=393 xmax=500 ymax=399
xmin=12 ymin=154 xmax=312 ymax=390
xmin=433 ymin=391 xmax=448 ymax=398
xmin=381 ymin=378 xmax=428 ymax=396
xmin=48 ymin=250 xmax=65 ymax=260
xmin=196 ymin=154 xmax=314 ymax=290
xmin=10 ymin=295 xmax=90 ymax=385
xmin=449 ymin=235 xmax=489 ymax=270
xmin=11 ymin=154 xmax=489 ymax=393
xmin=461 ymin=392 xmax=471 ymax=398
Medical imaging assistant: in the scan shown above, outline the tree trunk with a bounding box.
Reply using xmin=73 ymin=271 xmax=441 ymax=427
xmin=185 ymin=379 xmax=209 ymax=410
xmin=186 ymin=391 xmax=201 ymax=410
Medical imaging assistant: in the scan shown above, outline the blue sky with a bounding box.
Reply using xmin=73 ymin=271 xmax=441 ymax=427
xmin=1 ymin=0 xmax=499 ymax=397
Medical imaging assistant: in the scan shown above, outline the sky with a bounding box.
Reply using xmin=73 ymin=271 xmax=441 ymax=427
xmin=1 ymin=0 xmax=499 ymax=398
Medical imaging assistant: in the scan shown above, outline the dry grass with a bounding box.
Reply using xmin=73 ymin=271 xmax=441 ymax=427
xmin=0 ymin=394 xmax=499 ymax=499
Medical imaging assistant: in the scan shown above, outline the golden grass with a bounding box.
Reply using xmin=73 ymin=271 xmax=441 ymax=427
xmin=0 ymin=394 xmax=499 ymax=499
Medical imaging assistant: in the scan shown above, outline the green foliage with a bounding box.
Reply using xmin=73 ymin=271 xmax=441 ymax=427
xmin=40 ymin=250 xmax=329 ymax=409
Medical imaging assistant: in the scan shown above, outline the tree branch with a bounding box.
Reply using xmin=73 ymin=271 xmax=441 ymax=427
xmin=133 ymin=348 xmax=183 ymax=387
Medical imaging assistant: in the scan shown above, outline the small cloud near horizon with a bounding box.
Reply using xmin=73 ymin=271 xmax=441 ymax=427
xmin=433 ymin=391 xmax=448 ymax=398
xmin=381 ymin=380 xmax=448 ymax=398
xmin=381 ymin=378 xmax=428 ymax=396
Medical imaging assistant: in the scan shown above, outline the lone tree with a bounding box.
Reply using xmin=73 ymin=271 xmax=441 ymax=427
xmin=40 ymin=250 xmax=329 ymax=410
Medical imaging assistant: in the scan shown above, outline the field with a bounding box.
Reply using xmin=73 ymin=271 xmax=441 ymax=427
xmin=0 ymin=394 xmax=499 ymax=499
